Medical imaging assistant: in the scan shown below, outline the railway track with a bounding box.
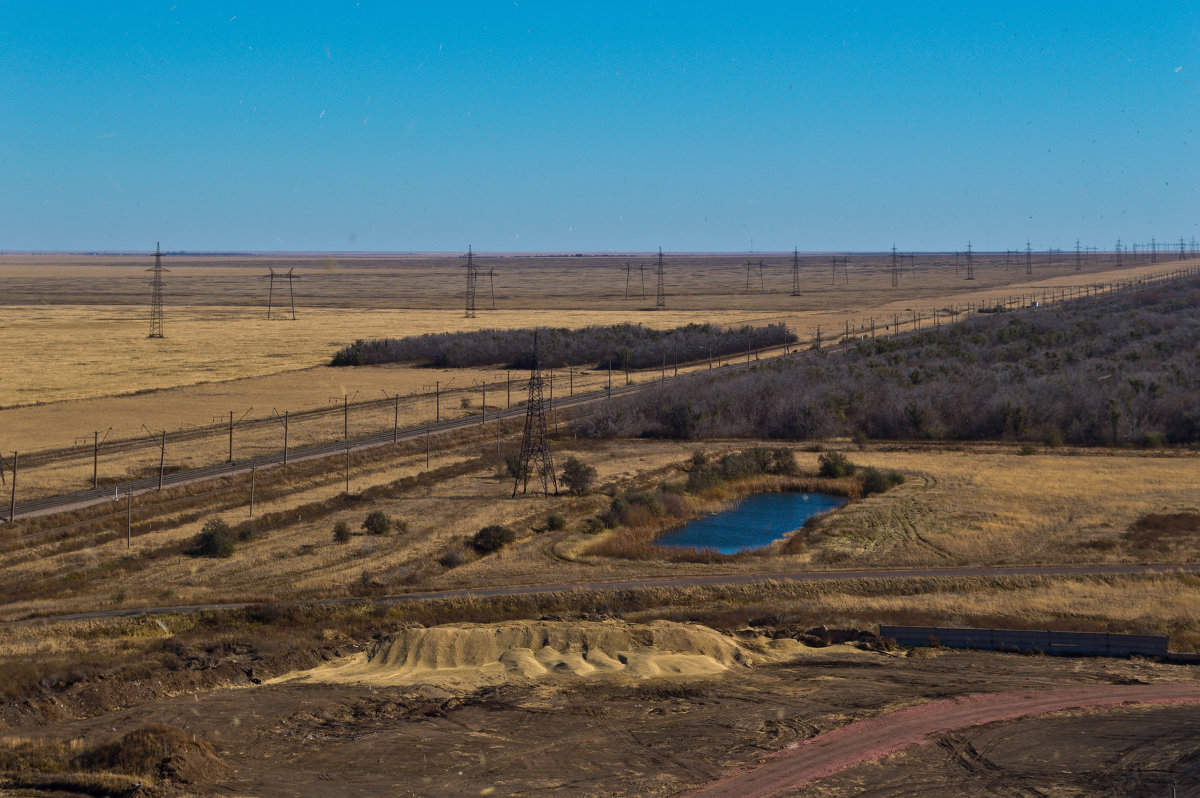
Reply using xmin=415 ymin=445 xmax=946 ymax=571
xmin=4 ymin=265 xmax=1192 ymax=528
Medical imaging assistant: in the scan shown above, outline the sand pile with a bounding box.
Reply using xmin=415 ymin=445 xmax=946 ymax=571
xmin=283 ymin=619 xmax=832 ymax=688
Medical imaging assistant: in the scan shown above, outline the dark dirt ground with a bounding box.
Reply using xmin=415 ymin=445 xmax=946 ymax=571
xmin=802 ymin=703 xmax=1200 ymax=797
xmin=4 ymin=647 xmax=1198 ymax=797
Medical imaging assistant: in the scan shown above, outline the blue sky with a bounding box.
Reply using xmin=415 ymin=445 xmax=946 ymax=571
xmin=1 ymin=2 xmax=1196 ymax=252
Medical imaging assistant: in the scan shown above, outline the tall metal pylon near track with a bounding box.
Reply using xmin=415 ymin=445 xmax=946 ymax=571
xmin=1025 ymin=240 xmax=1033 ymax=275
xmin=965 ymin=241 xmax=975 ymax=280
xmin=891 ymin=244 xmax=899 ymax=287
xmin=266 ymin=267 xmax=299 ymax=320
xmin=463 ymin=246 xmax=478 ymax=318
xmin=512 ymin=333 xmax=557 ymax=497
xmin=655 ymin=247 xmax=666 ymax=307
xmin=147 ymin=242 xmax=168 ymax=338
xmin=791 ymin=247 xmax=801 ymax=296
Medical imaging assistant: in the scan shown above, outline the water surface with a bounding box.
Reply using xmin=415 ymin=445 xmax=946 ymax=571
xmin=655 ymin=491 xmax=845 ymax=554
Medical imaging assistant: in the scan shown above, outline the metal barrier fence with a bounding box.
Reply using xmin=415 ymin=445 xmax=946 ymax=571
xmin=880 ymin=625 xmax=1168 ymax=657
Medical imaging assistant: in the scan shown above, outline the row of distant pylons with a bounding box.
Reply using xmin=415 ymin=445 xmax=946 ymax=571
xmin=143 ymin=237 xmax=1197 ymax=338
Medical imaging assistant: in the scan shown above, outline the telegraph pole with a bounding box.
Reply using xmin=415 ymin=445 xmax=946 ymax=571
xmin=655 ymin=248 xmax=666 ymax=308
xmin=463 ymin=246 xmax=478 ymax=318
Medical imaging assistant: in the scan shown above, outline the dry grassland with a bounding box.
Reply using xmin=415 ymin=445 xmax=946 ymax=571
xmin=1 ymin=253 xmax=1185 ymax=438
xmin=3 ymin=441 xmax=1196 ymax=630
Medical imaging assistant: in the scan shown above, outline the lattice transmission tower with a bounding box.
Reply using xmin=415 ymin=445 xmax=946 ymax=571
xmin=147 ymin=242 xmax=168 ymax=338
xmin=1025 ymin=240 xmax=1033 ymax=275
xmin=266 ymin=267 xmax=299 ymax=320
xmin=655 ymin=247 xmax=666 ymax=307
xmin=512 ymin=334 xmax=557 ymax=497
xmin=791 ymin=247 xmax=801 ymax=296
xmin=891 ymin=244 xmax=899 ymax=287
xmin=965 ymin=242 xmax=975 ymax=280
xmin=463 ymin=246 xmax=478 ymax=318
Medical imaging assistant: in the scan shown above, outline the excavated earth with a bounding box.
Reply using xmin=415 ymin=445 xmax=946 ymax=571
xmin=2 ymin=620 xmax=1199 ymax=796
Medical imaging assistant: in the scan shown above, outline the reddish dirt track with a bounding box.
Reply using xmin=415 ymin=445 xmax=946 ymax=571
xmin=682 ymin=684 xmax=1200 ymax=797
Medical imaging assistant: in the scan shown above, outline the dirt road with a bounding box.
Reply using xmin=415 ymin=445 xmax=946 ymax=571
xmin=10 ymin=561 xmax=1197 ymax=625
xmin=682 ymin=683 xmax=1200 ymax=797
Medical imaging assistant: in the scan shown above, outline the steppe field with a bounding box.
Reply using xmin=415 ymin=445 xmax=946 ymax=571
xmin=1 ymin=251 xmax=1199 ymax=796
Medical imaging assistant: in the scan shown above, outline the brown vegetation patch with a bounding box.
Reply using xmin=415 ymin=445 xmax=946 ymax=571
xmin=0 ymin=723 xmax=223 ymax=794
xmin=1124 ymin=512 xmax=1200 ymax=551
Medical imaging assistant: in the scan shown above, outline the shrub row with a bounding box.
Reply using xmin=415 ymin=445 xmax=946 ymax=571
xmin=330 ymin=322 xmax=796 ymax=370
xmin=576 ymin=277 xmax=1200 ymax=445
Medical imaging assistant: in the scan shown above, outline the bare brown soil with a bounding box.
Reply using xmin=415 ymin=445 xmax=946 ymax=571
xmin=3 ymin=642 xmax=1197 ymax=797
xmin=687 ymin=683 xmax=1200 ymax=797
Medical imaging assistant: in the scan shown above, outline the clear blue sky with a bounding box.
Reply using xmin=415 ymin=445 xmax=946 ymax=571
xmin=2 ymin=2 xmax=1196 ymax=252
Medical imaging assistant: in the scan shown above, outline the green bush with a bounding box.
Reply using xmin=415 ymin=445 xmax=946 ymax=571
xmin=332 ymin=520 xmax=352 ymax=544
xmin=547 ymin=513 xmax=568 ymax=531
xmin=504 ymin=451 xmax=528 ymax=480
xmin=362 ymin=511 xmax=392 ymax=536
xmin=235 ymin=521 xmax=258 ymax=542
xmin=472 ymin=524 xmax=516 ymax=554
xmin=860 ymin=466 xmax=906 ymax=496
xmin=769 ymin=447 xmax=800 ymax=475
xmin=582 ymin=518 xmax=605 ymax=534
xmin=561 ymin=455 xmax=598 ymax=496
xmin=817 ymin=451 xmax=856 ymax=478
xmin=193 ymin=518 xmax=236 ymax=558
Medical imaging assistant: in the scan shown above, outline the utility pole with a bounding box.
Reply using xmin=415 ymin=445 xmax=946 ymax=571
xmin=225 ymin=407 xmax=252 ymax=463
xmin=249 ymin=467 xmax=256 ymax=519
xmin=126 ymin=490 xmax=132 ymax=548
xmin=1075 ymin=239 xmax=1082 ymax=271
xmin=463 ymin=246 xmax=478 ymax=318
xmin=6 ymin=452 xmax=15 ymax=523
xmin=655 ymin=248 xmax=666 ymax=308
xmin=92 ymin=428 xmax=112 ymax=489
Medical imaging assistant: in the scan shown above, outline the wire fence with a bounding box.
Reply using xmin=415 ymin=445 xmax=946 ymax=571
xmin=3 ymin=263 xmax=1197 ymax=522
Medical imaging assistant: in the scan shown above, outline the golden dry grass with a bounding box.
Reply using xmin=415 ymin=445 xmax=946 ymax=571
xmin=803 ymin=447 xmax=1200 ymax=567
xmin=2 ymin=441 xmax=1196 ymax=623
xmin=1 ymin=253 xmax=1186 ymax=423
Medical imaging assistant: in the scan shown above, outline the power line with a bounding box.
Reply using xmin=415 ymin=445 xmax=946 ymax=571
xmin=147 ymin=242 xmax=168 ymax=338
xmin=463 ymin=246 xmax=478 ymax=318
xmin=655 ymin=247 xmax=666 ymax=308
xmin=512 ymin=333 xmax=557 ymax=497
xmin=265 ymin=267 xmax=299 ymax=320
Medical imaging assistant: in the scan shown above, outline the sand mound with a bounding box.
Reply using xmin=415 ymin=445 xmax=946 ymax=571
xmin=284 ymin=620 xmax=853 ymax=688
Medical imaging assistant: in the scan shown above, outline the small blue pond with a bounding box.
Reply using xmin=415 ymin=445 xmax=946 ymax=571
xmin=655 ymin=492 xmax=846 ymax=554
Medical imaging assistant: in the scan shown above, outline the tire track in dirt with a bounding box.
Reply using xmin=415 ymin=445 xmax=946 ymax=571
xmin=679 ymin=683 xmax=1200 ymax=797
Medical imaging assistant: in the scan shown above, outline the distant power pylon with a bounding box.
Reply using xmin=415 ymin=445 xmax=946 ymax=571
xmin=147 ymin=242 xmax=168 ymax=338
xmin=1151 ymin=237 xmax=1157 ymax=264
xmin=791 ymin=247 xmax=801 ymax=296
xmin=891 ymin=244 xmax=899 ymax=287
xmin=831 ymin=256 xmax=849 ymax=286
xmin=463 ymin=246 xmax=478 ymax=318
xmin=1180 ymin=237 xmax=1187 ymax=261
xmin=1075 ymin=239 xmax=1082 ymax=271
xmin=624 ymin=262 xmax=632 ymax=299
xmin=266 ymin=267 xmax=299 ymax=320
xmin=512 ymin=334 xmax=557 ymax=497
xmin=1115 ymin=238 xmax=1123 ymax=267
xmin=1025 ymin=240 xmax=1032 ymax=275
xmin=743 ymin=259 xmax=765 ymax=293
xmin=965 ymin=242 xmax=975 ymax=280
xmin=655 ymin=248 xmax=666 ymax=307
xmin=488 ymin=266 xmax=497 ymax=310
xmin=639 ymin=262 xmax=647 ymax=299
